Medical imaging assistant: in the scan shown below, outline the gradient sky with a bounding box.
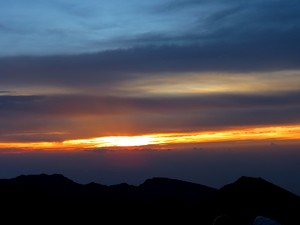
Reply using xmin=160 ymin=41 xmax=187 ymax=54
xmin=0 ymin=0 xmax=300 ymax=193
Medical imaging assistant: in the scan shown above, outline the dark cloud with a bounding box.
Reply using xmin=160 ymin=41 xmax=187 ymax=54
xmin=0 ymin=91 xmax=14 ymax=94
xmin=1 ymin=92 xmax=300 ymax=116
xmin=176 ymin=106 xmax=300 ymax=130
xmin=149 ymin=0 xmax=300 ymax=56
xmin=0 ymin=38 xmax=300 ymax=89
xmin=1 ymin=1 xmax=299 ymax=87
xmin=0 ymin=92 xmax=299 ymax=140
xmin=126 ymin=106 xmax=300 ymax=134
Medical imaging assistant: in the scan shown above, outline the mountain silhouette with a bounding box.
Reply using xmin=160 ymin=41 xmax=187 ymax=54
xmin=140 ymin=177 xmax=216 ymax=203
xmin=0 ymin=174 xmax=298 ymax=224
xmin=208 ymin=176 xmax=300 ymax=225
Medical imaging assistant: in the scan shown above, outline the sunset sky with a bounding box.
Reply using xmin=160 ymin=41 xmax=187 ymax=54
xmin=0 ymin=0 xmax=300 ymax=193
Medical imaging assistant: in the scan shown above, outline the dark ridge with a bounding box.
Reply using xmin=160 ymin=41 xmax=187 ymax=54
xmin=141 ymin=177 xmax=215 ymax=191
xmin=140 ymin=177 xmax=217 ymax=202
xmin=0 ymin=174 xmax=298 ymax=225
xmin=209 ymin=176 xmax=300 ymax=225
xmin=12 ymin=173 xmax=76 ymax=186
xmin=219 ymin=176 xmax=299 ymax=200
xmin=85 ymin=181 xmax=108 ymax=189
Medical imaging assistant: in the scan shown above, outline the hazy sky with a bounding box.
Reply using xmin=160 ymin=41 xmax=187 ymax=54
xmin=0 ymin=0 xmax=299 ymax=194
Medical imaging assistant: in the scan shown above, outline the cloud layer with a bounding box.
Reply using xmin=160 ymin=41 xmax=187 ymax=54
xmin=0 ymin=0 xmax=299 ymax=143
xmin=0 ymin=0 xmax=299 ymax=55
xmin=1 ymin=92 xmax=299 ymax=141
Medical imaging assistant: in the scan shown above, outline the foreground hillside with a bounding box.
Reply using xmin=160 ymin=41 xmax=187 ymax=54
xmin=0 ymin=174 xmax=299 ymax=224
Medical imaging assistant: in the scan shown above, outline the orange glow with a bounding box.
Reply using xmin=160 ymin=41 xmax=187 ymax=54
xmin=0 ymin=142 xmax=61 ymax=150
xmin=0 ymin=125 xmax=300 ymax=150
xmin=64 ymin=136 xmax=154 ymax=147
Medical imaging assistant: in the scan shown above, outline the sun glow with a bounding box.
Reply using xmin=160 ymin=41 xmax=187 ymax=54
xmin=65 ymin=136 xmax=154 ymax=147
xmin=0 ymin=125 xmax=300 ymax=150
xmin=63 ymin=125 xmax=300 ymax=149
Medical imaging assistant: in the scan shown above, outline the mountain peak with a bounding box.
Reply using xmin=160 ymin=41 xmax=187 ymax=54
xmin=232 ymin=176 xmax=271 ymax=188
xmin=141 ymin=177 xmax=188 ymax=186
xmin=141 ymin=177 xmax=215 ymax=187
xmin=222 ymin=176 xmax=297 ymax=198
xmin=213 ymin=177 xmax=300 ymax=225
xmin=236 ymin=176 xmax=266 ymax=183
xmin=12 ymin=173 xmax=77 ymax=187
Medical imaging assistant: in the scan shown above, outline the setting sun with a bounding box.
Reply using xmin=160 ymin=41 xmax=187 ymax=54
xmin=66 ymin=136 xmax=154 ymax=147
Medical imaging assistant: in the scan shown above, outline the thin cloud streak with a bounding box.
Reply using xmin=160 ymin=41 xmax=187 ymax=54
xmin=1 ymin=91 xmax=300 ymax=114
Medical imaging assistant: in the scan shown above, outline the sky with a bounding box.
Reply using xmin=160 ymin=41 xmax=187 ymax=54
xmin=0 ymin=0 xmax=300 ymax=193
